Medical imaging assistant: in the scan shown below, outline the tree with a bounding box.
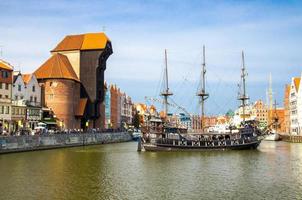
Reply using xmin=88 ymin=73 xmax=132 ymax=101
xmin=132 ymin=111 xmax=140 ymax=129
xmin=226 ymin=109 xmax=235 ymax=117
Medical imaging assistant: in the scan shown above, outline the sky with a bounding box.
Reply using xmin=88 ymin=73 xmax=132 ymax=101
xmin=1 ymin=0 xmax=302 ymax=115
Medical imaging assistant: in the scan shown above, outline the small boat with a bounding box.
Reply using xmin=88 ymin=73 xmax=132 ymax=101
xmin=264 ymin=130 xmax=280 ymax=141
xmin=139 ymin=48 xmax=269 ymax=151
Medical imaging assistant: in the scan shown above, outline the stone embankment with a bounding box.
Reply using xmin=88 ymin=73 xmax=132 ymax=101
xmin=0 ymin=132 xmax=132 ymax=154
xmin=281 ymin=135 xmax=302 ymax=143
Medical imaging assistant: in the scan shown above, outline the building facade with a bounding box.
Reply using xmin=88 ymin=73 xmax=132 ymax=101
xmin=289 ymin=77 xmax=300 ymax=134
xmin=0 ymin=60 xmax=13 ymax=134
xmin=252 ymin=100 xmax=268 ymax=129
xmin=50 ymin=32 xmax=113 ymax=129
xmin=35 ymin=53 xmax=81 ymax=130
xmin=284 ymin=84 xmax=291 ymax=134
xmin=12 ymin=73 xmax=42 ymax=131
xmin=120 ymin=93 xmax=133 ymax=126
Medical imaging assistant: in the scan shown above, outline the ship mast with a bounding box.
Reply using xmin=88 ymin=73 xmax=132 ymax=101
xmin=161 ymin=49 xmax=173 ymax=116
xmin=238 ymin=51 xmax=249 ymax=123
xmin=197 ymin=46 xmax=209 ymax=133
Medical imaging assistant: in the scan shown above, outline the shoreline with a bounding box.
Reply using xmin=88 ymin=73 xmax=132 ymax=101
xmin=0 ymin=132 xmax=132 ymax=154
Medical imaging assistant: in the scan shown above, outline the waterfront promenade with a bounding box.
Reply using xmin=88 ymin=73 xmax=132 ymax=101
xmin=0 ymin=132 xmax=132 ymax=154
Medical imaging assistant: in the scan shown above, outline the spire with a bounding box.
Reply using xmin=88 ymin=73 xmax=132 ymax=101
xmin=197 ymin=45 xmax=209 ymax=132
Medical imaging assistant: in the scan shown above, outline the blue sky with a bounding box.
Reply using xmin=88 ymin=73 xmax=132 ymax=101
xmin=1 ymin=0 xmax=302 ymax=115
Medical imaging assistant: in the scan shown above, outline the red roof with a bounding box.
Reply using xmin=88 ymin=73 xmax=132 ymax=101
xmin=0 ymin=59 xmax=13 ymax=71
xmin=51 ymin=32 xmax=110 ymax=52
xmin=34 ymin=53 xmax=79 ymax=82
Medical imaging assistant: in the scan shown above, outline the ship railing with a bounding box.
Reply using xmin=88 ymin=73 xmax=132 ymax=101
xmin=156 ymin=137 xmax=257 ymax=147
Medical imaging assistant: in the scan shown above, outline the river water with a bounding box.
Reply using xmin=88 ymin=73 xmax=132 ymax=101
xmin=0 ymin=141 xmax=301 ymax=200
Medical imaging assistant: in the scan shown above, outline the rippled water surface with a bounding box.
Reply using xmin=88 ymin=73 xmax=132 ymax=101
xmin=0 ymin=141 xmax=302 ymax=200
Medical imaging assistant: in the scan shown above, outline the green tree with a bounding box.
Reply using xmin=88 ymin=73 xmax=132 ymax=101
xmin=132 ymin=112 xmax=140 ymax=129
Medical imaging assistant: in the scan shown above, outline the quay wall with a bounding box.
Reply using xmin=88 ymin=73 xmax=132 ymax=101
xmin=0 ymin=132 xmax=132 ymax=154
xmin=281 ymin=135 xmax=302 ymax=143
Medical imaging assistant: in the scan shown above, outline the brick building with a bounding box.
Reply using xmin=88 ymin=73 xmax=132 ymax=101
xmin=284 ymin=84 xmax=291 ymax=134
xmin=272 ymin=108 xmax=285 ymax=133
xmin=34 ymin=53 xmax=81 ymax=129
xmin=252 ymin=100 xmax=268 ymax=128
xmin=109 ymin=85 xmax=121 ymax=129
xmin=50 ymin=32 xmax=113 ymax=129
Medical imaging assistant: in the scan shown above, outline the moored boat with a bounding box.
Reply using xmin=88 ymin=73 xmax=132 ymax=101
xmin=139 ymin=48 xmax=269 ymax=151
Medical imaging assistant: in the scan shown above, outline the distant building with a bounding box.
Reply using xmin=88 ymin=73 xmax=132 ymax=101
xmin=0 ymin=60 xmax=13 ymax=134
xmin=191 ymin=115 xmax=202 ymax=131
xmin=284 ymin=84 xmax=291 ymax=134
xmin=252 ymin=100 xmax=268 ymax=128
xmin=104 ymin=83 xmax=111 ymax=129
xmin=178 ymin=113 xmax=192 ymax=130
xmin=273 ymin=108 xmax=285 ymax=133
xmin=120 ymin=93 xmax=133 ymax=126
xmin=289 ymin=77 xmax=300 ymax=134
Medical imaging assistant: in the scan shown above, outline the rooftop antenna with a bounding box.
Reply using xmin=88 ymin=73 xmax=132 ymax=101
xmin=238 ymin=51 xmax=249 ymax=123
xmin=161 ymin=49 xmax=173 ymax=116
xmin=197 ymin=45 xmax=209 ymax=133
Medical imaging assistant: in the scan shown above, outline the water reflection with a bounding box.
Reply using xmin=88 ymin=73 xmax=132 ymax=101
xmin=0 ymin=141 xmax=301 ymax=199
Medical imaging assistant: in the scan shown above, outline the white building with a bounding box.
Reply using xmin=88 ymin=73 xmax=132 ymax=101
xmin=121 ymin=93 xmax=133 ymax=125
xmin=12 ymin=73 xmax=42 ymax=130
xmin=232 ymin=104 xmax=255 ymax=127
xmin=289 ymin=77 xmax=301 ymax=134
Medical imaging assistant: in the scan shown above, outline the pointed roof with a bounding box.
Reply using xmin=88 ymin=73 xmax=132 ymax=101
xmin=0 ymin=59 xmax=13 ymax=71
xmin=22 ymin=74 xmax=32 ymax=85
xmin=294 ymin=77 xmax=300 ymax=92
xmin=34 ymin=53 xmax=79 ymax=82
xmin=51 ymin=32 xmax=110 ymax=52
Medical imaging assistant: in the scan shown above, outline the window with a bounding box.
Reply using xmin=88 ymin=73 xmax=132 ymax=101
xmin=18 ymin=84 xmax=21 ymax=91
xmin=32 ymin=86 xmax=35 ymax=92
xmin=34 ymin=97 xmax=37 ymax=102
xmin=2 ymin=71 xmax=8 ymax=78
xmin=49 ymin=94 xmax=54 ymax=100
xmin=12 ymin=108 xmax=15 ymax=115
xmin=0 ymin=95 xmax=2 ymax=98
xmin=0 ymin=106 xmax=3 ymax=114
xmin=15 ymin=95 xmax=18 ymax=100
xmin=30 ymin=96 xmax=33 ymax=102
xmin=5 ymin=106 xmax=9 ymax=114
xmin=20 ymin=96 xmax=24 ymax=99
xmin=0 ymin=83 xmax=2 ymax=89
xmin=5 ymin=83 xmax=9 ymax=90
xmin=5 ymin=95 xmax=8 ymax=99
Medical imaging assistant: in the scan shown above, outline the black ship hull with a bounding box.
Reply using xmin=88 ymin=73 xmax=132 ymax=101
xmin=143 ymin=140 xmax=260 ymax=151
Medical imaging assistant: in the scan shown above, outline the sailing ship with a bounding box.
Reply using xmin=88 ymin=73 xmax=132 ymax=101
xmin=139 ymin=47 xmax=271 ymax=151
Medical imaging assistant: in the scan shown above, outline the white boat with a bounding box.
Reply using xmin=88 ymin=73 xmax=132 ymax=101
xmin=264 ymin=130 xmax=280 ymax=141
